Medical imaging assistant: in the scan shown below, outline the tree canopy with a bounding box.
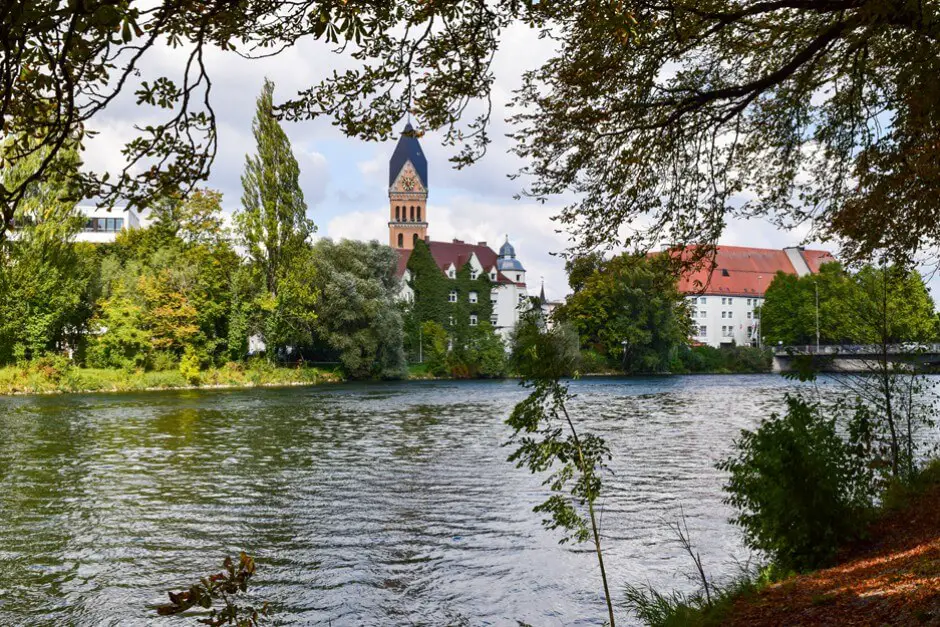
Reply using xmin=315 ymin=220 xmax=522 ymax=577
xmin=555 ymin=252 xmax=692 ymax=373
xmin=5 ymin=2 xmax=938 ymax=265
xmin=761 ymin=262 xmax=938 ymax=346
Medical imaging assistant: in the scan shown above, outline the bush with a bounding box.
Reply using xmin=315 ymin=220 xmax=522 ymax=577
xmin=579 ymin=348 xmax=612 ymax=374
xmin=679 ymin=345 xmax=771 ymax=373
xmin=717 ymin=395 xmax=875 ymax=571
xmin=151 ymin=350 xmax=179 ymax=372
xmin=179 ymin=348 xmax=203 ymax=384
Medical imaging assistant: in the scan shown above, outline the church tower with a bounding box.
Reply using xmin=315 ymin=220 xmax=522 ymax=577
xmin=388 ymin=122 xmax=429 ymax=249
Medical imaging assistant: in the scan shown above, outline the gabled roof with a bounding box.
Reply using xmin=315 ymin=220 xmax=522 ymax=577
xmin=389 ymin=122 xmax=428 ymax=189
xmin=395 ymin=239 xmax=525 ymax=285
xmin=675 ymin=245 xmax=836 ymax=296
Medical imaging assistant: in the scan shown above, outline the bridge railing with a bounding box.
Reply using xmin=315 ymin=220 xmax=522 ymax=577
xmin=773 ymin=343 xmax=940 ymax=357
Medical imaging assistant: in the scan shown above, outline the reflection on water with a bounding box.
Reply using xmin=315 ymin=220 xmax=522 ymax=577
xmin=0 ymin=375 xmax=906 ymax=625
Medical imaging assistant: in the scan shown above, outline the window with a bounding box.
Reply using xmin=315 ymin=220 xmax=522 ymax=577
xmin=491 ymin=295 xmax=498 ymax=305
xmin=448 ymin=316 xmax=454 ymax=326
xmin=490 ymin=272 xmax=496 ymax=280
xmin=516 ymin=274 xmax=521 ymax=281
xmin=469 ymin=314 xmax=478 ymax=326
xmin=747 ymin=312 xmax=752 ymax=319
xmin=417 ymin=206 xmax=422 ymax=222
xmin=700 ymin=311 xmax=707 ymax=319
xmin=409 ymin=206 xmax=415 ymax=221
xmin=721 ymin=268 xmax=730 ymax=277
xmin=412 ymin=233 xmax=418 ymax=247
xmin=395 ymin=206 xmax=400 ymax=221
xmin=469 ymin=291 xmax=478 ymax=303
xmin=397 ymin=233 xmax=404 ymax=248
xmin=753 ymin=311 xmax=760 ymax=320
xmin=746 ymin=298 xmax=751 ymax=306
xmin=491 ymin=315 xmax=498 ymax=325
xmin=448 ymin=290 xmax=457 ymax=303
xmin=448 ymin=269 xmax=455 ymax=278
xmin=518 ymin=294 xmax=526 ymax=303
xmin=699 ymin=326 xmax=707 ymax=336
xmin=721 ymin=311 xmax=726 ymax=319
xmin=727 ymin=311 xmax=732 ymax=319
xmin=747 ymin=326 xmax=753 ymax=338
xmin=470 ymin=269 xmax=478 ymax=280
xmin=699 ymin=297 xmax=706 ymax=304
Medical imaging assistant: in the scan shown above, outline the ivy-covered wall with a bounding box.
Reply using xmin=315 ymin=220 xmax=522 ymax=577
xmin=403 ymin=238 xmax=495 ymax=360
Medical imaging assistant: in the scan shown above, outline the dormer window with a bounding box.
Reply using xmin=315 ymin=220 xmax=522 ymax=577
xmin=490 ymin=272 xmax=496 ymax=280
xmin=448 ymin=269 xmax=455 ymax=278
xmin=470 ymin=269 xmax=478 ymax=280
xmin=721 ymin=268 xmax=730 ymax=277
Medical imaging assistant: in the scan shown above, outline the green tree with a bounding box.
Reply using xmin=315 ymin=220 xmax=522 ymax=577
xmin=506 ymin=309 xmax=615 ymax=625
xmin=761 ymin=262 xmax=937 ymax=346
xmin=0 ymin=143 xmax=97 ymax=363
xmin=235 ymin=79 xmax=318 ymax=354
xmin=556 ymin=253 xmax=692 ymax=372
xmin=6 ymin=3 xmax=938 ymax=272
xmin=86 ymin=293 xmax=153 ymax=370
xmin=309 ymin=239 xmax=406 ymax=379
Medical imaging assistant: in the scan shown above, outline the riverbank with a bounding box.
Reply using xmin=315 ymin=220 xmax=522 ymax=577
xmin=0 ymin=362 xmax=344 ymax=395
xmin=722 ymin=464 xmax=940 ymax=626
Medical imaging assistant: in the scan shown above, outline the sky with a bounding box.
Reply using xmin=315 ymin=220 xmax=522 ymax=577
xmin=83 ymin=22 xmax=933 ymax=303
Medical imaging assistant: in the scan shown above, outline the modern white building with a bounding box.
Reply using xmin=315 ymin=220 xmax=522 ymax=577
xmin=680 ymin=245 xmax=836 ymax=348
xmin=74 ymin=205 xmax=141 ymax=243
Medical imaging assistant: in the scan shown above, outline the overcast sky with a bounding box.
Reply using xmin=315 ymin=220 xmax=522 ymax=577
xmin=84 ymin=24 xmax=936 ymax=302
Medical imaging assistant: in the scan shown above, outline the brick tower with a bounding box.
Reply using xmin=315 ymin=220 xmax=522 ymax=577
xmin=388 ymin=122 xmax=429 ymax=249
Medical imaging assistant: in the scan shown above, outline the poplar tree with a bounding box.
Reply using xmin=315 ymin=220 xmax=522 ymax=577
xmin=235 ymin=79 xmax=318 ymax=353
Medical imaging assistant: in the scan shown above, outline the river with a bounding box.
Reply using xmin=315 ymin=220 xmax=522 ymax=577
xmin=0 ymin=374 xmax=892 ymax=625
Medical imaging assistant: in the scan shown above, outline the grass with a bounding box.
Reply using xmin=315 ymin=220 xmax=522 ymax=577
xmin=0 ymin=361 xmax=344 ymax=395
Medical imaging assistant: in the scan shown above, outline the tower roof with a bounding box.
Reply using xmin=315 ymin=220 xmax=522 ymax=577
xmin=497 ymin=235 xmax=525 ymax=271
xmin=389 ymin=122 xmax=428 ymax=189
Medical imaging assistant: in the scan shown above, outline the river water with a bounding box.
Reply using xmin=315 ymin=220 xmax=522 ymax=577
xmin=0 ymin=375 xmax=890 ymax=625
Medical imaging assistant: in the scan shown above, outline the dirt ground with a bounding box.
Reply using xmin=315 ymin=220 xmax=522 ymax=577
xmin=727 ymin=486 xmax=940 ymax=626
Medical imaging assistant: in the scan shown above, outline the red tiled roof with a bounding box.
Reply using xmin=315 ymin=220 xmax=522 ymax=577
xmin=394 ymin=239 xmax=522 ymax=285
xmin=802 ymin=249 xmax=838 ymax=273
xmin=675 ymin=245 xmax=834 ymax=296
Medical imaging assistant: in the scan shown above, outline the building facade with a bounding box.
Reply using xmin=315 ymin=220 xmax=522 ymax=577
xmin=387 ymin=125 xmax=530 ymax=338
xmin=680 ymin=245 xmax=836 ymax=348
xmin=75 ymin=205 xmax=141 ymax=243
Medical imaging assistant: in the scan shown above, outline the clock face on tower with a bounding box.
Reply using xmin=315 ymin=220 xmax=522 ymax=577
xmin=399 ymin=171 xmax=418 ymax=191
xmin=394 ymin=162 xmax=424 ymax=193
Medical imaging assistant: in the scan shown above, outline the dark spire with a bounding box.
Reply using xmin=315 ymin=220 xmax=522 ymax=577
xmin=389 ymin=123 xmax=428 ymax=189
xmin=539 ymin=277 xmax=546 ymax=304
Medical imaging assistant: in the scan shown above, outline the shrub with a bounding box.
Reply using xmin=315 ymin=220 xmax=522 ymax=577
xmin=150 ymin=350 xmax=179 ymax=372
xmin=179 ymin=347 xmax=202 ymax=384
xmin=718 ymin=395 xmax=875 ymax=571
xmin=579 ymin=348 xmax=612 ymax=374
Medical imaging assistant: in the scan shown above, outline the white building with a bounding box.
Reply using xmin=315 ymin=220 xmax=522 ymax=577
xmin=680 ymin=245 xmax=836 ymax=348
xmin=74 ymin=205 xmax=141 ymax=243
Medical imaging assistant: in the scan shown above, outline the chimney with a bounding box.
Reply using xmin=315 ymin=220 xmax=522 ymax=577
xmin=453 ymin=238 xmax=463 ymax=244
xmin=477 ymin=241 xmax=487 ymax=246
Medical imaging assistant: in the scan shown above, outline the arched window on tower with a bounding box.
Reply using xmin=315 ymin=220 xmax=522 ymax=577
xmin=397 ymin=233 xmax=404 ymax=248
xmin=417 ymin=206 xmax=422 ymax=222
xmin=410 ymin=206 xmax=415 ymax=221
xmin=395 ymin=206 xmax=400 ymax=221
xmin=412 ymin=233 xmax=418 ymax=247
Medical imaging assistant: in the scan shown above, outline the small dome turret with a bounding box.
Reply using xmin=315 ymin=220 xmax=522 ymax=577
xmin=497 ymin=235 xmax=525 ymax=272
